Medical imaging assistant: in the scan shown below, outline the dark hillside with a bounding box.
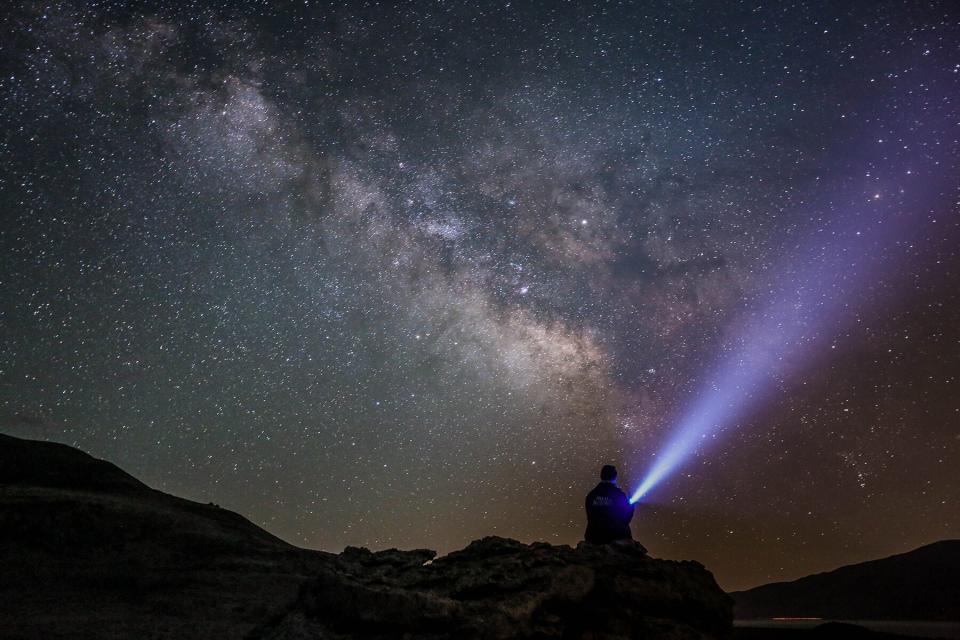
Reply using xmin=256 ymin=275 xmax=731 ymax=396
xmin=0 ymin=433 xmax=326 ymax=639
xmin=732 ymin=541 xmax=960 ymax=621
xmin=0 ymin=432 xmax=147 ymax=492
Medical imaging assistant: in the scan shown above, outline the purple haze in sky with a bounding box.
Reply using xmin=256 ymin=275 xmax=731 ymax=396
xmin=630 ymin=118 xmax=954 ymax=504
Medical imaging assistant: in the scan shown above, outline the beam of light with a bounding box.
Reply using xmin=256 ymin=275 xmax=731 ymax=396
xmin=630 ymin=127 xmax=954 ymax=505
xmin=629 ymin=249 xmax=844 ymax=506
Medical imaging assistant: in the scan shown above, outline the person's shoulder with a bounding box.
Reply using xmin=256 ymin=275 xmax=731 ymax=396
xmin=587 ymin=482 xmax=611 ymax=497
xmin=596 ymin=482 xmax=622 ymax=496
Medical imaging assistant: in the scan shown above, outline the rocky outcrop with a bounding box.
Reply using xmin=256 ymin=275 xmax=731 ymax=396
xmin=260 ymin=537 xmax=732 ymax=640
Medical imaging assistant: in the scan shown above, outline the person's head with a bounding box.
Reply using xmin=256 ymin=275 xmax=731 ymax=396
xmin=600 ymin=465 xmax=618 ymax=483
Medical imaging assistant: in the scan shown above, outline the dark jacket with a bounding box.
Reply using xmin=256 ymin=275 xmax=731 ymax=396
xmin=584 ymin=481 xmax=634 ymax=544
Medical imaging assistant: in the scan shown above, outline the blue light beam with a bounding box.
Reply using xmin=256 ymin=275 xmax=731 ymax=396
xmin=629 ymin=123 xmax=955 ymax=505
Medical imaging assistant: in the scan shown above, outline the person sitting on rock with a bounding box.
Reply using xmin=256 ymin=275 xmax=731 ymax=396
xmin=584 ymin=465 xmax=635 ymax=544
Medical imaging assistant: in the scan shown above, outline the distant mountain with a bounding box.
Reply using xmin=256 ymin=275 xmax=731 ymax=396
xmin=1 ymin=432 xmax=149 ymax=492
xmin=732 ymin=541 xmax=960 ymax=621
xmin=0 ymin=433 xmax=733 ymax=639
xmin=0 ymin=432 xmax=329 ymax=639
xmin=0 ymin=432 xmax=297 ymax=550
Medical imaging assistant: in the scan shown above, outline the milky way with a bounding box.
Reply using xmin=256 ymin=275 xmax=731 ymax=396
xmin=1 ymin=1 xmax=958 ymax=590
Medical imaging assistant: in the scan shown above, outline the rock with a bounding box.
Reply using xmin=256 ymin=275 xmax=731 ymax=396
xmin=262 ymin=536 xmax=732 ymax=640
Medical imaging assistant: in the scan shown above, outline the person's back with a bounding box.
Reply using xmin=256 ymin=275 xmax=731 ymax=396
xmin=584 ymin=465 xmax=634 ymax=544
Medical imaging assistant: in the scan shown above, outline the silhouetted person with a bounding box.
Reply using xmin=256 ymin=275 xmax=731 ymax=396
xmin=584 ymin=465 xmax=634 ymax=544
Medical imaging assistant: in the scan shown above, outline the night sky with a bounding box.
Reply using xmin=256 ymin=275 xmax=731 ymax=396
xmin=2 ymin=1 xmax=958 ymax=591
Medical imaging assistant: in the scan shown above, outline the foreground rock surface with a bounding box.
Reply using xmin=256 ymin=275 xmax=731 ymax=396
xmin=263 ymin=537 xmax=732 ymax=640
xmin=1 ymin=434 xmax=731 ymax=639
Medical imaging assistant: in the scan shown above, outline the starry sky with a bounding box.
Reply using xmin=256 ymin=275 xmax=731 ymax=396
xmin=1 ymin=1 xmax=958 ymax=591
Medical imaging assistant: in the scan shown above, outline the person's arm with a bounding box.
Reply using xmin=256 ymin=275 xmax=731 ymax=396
xmin=620 ymin=492 xmax=635 ymax=524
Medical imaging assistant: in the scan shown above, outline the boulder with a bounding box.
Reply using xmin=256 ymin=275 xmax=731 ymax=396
xmin=261 ymin=536 xmax=732 ymax=640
